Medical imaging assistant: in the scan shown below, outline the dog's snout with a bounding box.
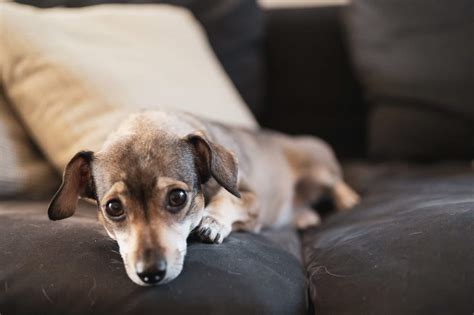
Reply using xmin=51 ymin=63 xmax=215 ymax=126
xmin=135 ymin=249 xmax=167 ymax=285
xmin=136 ymin=260 xmax=167 ymax=284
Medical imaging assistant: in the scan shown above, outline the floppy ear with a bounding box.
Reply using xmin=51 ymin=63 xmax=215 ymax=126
xmin=186 ymin=132 xmax=240 ymax=198
xmin=48 ymin=151 xmax=96 ymax=220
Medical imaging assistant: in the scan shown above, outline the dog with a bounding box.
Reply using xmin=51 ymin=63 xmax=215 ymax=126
xmin=48 ymin=110 xmax=359 ymax=286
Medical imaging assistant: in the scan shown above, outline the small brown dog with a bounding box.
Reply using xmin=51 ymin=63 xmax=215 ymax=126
xmin=48 ymin=110 xmax=359 ymax=286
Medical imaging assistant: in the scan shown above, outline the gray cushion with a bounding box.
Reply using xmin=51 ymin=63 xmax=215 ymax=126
xmin=304 ymin=163 xmax=474 ymax=314
xmin=0 ymin=201 xmax=306 ymax=315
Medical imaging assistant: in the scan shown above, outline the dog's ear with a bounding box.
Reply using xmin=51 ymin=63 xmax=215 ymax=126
xmin=186 ymin=132 xmax=240 ymax=198
xmin=48 ymin=151 xmax=96 ymax=220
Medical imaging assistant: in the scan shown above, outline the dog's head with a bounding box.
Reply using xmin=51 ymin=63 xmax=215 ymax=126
xmin=48 ymin=113 xmax=239 ymax=285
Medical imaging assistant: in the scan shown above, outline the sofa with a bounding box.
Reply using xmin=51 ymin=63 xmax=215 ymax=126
xmin=1 ymin=1 xmax=473 ymax=314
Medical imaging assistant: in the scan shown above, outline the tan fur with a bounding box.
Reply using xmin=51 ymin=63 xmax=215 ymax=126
xmin=48 ymin=109 xmax=360 ymax=286
xmin=294 ymin=207 xmax=321 ymax=229
xmin=198 ymin=188 xmax=259 ymax=243
xmin=332 ymin=181 xmax=361 ymax=211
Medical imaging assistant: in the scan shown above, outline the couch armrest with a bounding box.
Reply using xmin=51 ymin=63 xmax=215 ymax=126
xmin=261 ymin=5 xmax=367 ymax=158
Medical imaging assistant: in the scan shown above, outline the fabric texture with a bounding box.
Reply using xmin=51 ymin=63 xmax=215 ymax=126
xmin=304 ymin=162 xmax=474 ymax=314
xmin=14 ymin=0 xmax=266 ymax=116
xmin=0 ymin=3 xmax=257 ymax=171
xmin=0 ymin=92 xmax=58 ymax=198
xmin=0 ymin=201 xmax=307 ymax=315
xmin=344 ymin=0 xmax=474 ymax=160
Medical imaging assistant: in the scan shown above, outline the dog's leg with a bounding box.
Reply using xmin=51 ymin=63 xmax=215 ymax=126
xmin=195 ymin=189 xmax=258 ymax=244
xmin=294 ymin=207 xmax=321 ymax=230
xmin=286 ymin=136 xmax=360 ymax=213
xmin=308 ymin=168 xmax=360 ymax=212
xmin=332 ymin=180 xmax=360 ymax=211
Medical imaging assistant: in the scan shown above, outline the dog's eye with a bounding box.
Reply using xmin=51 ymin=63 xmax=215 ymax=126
xmin=167 ymin=189 xmax=187 ymax=212
xmin=105 ymin=199 xmax=125 ymax=218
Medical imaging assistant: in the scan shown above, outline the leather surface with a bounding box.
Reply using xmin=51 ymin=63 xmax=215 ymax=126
xmin=344 ymin=0 xmax=474 ymax=160
xmin=0 ymin=201 xmax=306 ymax=315
xmin=304 ymin=163 xmax=474 ymax=314
xmin=262 ymin=6 xmax=367 ymax=158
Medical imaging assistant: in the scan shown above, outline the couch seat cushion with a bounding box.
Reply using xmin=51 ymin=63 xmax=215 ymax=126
xmin=0 ymin=201 xmax=306 ymax=315
xmin=304 ymin=163 xmax=474 ymax=314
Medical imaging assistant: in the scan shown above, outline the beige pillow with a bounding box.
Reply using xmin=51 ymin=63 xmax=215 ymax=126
xmin=0 ymin=3 xmax=257 ymax=171
xmin=0 ymin=92 xmax=58 ymax=198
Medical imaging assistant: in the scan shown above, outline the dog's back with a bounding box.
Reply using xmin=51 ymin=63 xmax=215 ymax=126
xmin=197 ymin=118 xmax=344 ymax=227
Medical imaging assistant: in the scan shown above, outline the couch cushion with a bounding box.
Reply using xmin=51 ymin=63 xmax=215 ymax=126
xmin=344 ymin=0 xmax=474 ymax=160
xmin=0 ymin=201 xmax=306 ymax=314
xmin=0 ymin=91 xmax=58 ymax=199
xmin=303 ymin=163 xmax=474 ymax=314
xmin=262 ymin=6 xmax=367 ymax=158
xmin=0 ymin=3 xmax=257 ymax=171
xmin=14 ymin=0 xmax=266 ymax=116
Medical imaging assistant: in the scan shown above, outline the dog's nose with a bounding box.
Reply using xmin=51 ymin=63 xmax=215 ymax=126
xmin=136 ymin=258 xmax=167 ymax=285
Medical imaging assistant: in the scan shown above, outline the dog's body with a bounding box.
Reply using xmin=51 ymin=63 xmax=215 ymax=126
xmin=48 ymin=110 xmax=359 ymax=286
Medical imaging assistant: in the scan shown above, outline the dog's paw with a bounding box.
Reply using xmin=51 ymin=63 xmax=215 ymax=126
xmin=337 ymin=189 xmax=360 ymax=211
xmin=334 ymin=181 xmax=360 ymax=211
xmin=294 ymin=208 xmax=321 ymax=230
xmin=195 ymin=216 xmax=231 ymax=244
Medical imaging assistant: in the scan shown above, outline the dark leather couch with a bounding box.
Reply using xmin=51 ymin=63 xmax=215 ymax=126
xmin=2 ymin=1 xmax=473 ymax=314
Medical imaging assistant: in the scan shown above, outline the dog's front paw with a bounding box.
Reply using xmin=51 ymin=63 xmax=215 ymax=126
xmin=195 ymin=216 xmax=231 ymax=244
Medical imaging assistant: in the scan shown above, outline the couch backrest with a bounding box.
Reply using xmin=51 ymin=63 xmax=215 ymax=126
xmin=261 ymin=5 xmax=368 ymax=158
